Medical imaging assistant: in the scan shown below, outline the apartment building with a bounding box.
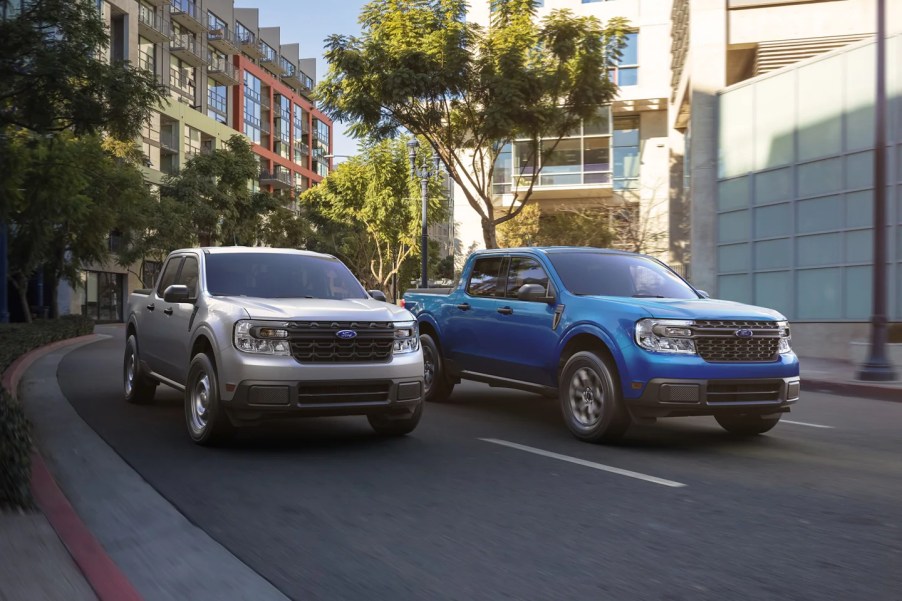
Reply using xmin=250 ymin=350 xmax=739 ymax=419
xmin=60 ymin=0 xmax=333 ymax=322
xmin=458 ymin=0 xmax=675 ymax=264
xmin=671 ymin=0 xmax=902 ymax=359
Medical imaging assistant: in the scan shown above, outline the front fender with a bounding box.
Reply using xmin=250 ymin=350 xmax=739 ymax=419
xmin=556 ymin=320 xmax=634 ymax=390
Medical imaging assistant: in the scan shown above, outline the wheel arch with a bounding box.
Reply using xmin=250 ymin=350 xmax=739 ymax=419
xmin=556 ymin=326 xmax=627 ymax=390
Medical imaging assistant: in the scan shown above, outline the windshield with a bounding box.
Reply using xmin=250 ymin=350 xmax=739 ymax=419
xmin=547 ymin=252 xmax=699 ymax=299
xmin=205 ymin=253 xmax=368 ymax=300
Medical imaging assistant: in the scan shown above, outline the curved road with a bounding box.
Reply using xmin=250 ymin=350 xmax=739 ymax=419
xmin=58 ymin=332 xmax=902 ymax=601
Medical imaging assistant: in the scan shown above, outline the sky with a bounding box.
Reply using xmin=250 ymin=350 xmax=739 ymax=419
xmin=234 ymin=0 xmax=370 ymax=159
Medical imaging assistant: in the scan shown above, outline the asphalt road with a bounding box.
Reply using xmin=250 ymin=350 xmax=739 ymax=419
xmin=58 ymin=334 xmax=902 ymax=601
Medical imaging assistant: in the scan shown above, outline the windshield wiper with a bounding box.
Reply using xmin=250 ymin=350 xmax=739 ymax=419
xmin=632 ymin=294 xmax=666 ymax=298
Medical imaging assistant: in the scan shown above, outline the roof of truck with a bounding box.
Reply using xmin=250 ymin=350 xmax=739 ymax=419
xmin=473 ymin=246 xmax=640 ymax=257
xmin=170 ymin=246 xmax=335 ymax=259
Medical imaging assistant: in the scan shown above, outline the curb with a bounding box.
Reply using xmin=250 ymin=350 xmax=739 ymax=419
xmin=3 ymin=333 xmax=144 ymax=601
xmin=801 ymin=378 xmax=902 ymax=403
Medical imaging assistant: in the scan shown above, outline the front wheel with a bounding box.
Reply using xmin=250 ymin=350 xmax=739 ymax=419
xmin=715 ymin=414 xmax=781 ymax=436
xmin=559 ymin=351 xmax=631 ymax=444
xmin=368 ymin=403 xmax=423 ymax=436
xmin=124 ymin=334 xmax=156 ymax=405
xmin=421 ymin=334 xmax=455 ymax=403
xmin=184 ymin=353 xmax=233 ymax=446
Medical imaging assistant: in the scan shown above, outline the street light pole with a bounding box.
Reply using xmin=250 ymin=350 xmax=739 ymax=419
xmin=857 ymin=0 xmax=896 ymax=381
xmin=408 ymin=138 xmax=442 ymax=290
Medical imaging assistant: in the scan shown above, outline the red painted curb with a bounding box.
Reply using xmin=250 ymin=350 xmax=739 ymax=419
xmin=3 ymin=332 xmax=145 ymax=601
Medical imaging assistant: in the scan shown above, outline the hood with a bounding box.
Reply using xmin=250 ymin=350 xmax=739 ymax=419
xmin=218 ymin=297 xmax=414 ymax=322
xmin=583 ymin=296 xmax=786 ymax=321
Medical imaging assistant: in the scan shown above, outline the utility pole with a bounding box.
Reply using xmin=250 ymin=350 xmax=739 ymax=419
xmin=857 ymin=0 xmax=897 ymax=381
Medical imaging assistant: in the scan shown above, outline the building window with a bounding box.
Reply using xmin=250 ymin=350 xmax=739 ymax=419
xmin=260 ymin=41 xmax=276 ymax=63
xmin=312 ymin=118 xmax=330 ymax=176
xmin=613 ymin=116 xmax=639 ymax=190
xmin=207 ymin=10 xmax=228 ymax=36
xmin=293 ymin=104 xmax=309 ymax=167
xmin=235 ymin=21 xmax=253 ymax=45
xmin=274 ymin=95 xmax=291 ymax=159
xmin=207 ymin=80 xmax=227 ymax=123
xmin=243 ymin=71 xmax=262 ymax=145
xmin=610 ymin=32 xmax=638 ymax=86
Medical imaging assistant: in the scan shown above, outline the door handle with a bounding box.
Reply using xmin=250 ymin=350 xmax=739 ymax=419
xmin=163 ymin=308 xmax=173 ymax=316
xmin=497 ymin=306 xmax=513 ymax=315
xmin=456 ymin=303 xmax=471 ymax=311
xmin=146 ymin=303 xmax=155 ymax=311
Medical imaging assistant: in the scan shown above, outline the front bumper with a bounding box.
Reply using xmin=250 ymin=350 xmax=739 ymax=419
xmin=627 ymin=376 xmax=801 ymax=418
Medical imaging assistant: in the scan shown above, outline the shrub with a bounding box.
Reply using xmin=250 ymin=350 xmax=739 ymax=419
xmin=0 ymin=315 xmax=95 ymax=511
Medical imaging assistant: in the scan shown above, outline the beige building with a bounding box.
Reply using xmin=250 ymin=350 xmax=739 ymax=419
xmin=457 ymin=0 xmax=676 ymax=266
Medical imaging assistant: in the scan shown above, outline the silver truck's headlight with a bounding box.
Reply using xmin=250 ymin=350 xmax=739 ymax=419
xmin=635 ymin=319 xmax=697 ymax=354
xmin=234 ymin=321 xmax=291 ymax=356
xmin=393 ymin=320 xmax=419 ymax=354
xmin=776 ymin=320 xmax=792 ymax=354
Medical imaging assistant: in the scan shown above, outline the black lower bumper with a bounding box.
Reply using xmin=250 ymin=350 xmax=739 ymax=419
xmin=626 ymin=377 xmax=801 ymax=418
xmin=224 ymin=377 xmax=424 ymax=422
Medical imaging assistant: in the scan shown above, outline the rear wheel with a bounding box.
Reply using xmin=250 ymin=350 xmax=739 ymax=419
xmin=421 ymin=334 xmax=454 ymax=403
xmin=184 ymin=353 xmax=233 ymax=446
xmin=715 ymin=414 xmax=781 ymax=436
xmin=124 ymin=334 xmax=156 ymax=405
xmin=368 ymin=403 xmax=423 ymax=436
xmin=559 ymin=351 xmax=631 ymax=444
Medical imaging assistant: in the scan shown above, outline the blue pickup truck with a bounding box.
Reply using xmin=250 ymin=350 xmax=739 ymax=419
xmin=402 ymin=247 xmax=800 ymax=443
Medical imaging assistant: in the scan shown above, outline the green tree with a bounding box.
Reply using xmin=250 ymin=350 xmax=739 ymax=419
xmin=5 ymin=133 xmax=157 ymax=320
xmin=301 ymin=137 xmax=446 ymax=301
xmin=498 ymin=203 xmax=615 ymax=249
xmin=260 ymin=206 xmax=315 ymax=250
xmin=0 ymin=0 xmax=165 ymax=140
xmin=316 ymin=0 xmax=628 ymax=248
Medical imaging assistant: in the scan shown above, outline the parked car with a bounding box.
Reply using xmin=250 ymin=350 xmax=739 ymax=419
xmin=402 ymin=247 xmax=800 ymax=443
xmin=125 ymin=247 xmax=424 ymax=445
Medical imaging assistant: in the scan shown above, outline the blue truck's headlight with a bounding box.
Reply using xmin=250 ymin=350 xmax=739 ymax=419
xmin=776 ymin=320 xmax=792 ymax=354
xmin=234 ymin=321 xmax=291 ymax=356
xmin=635 ymin=319 xmax=697 ymax=354
xmin=393 ymin=320 xmax=420 ymax=354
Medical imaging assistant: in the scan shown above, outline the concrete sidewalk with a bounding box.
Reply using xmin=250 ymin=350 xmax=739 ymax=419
xmin=1 ymin=329 xmax=896 ymax=601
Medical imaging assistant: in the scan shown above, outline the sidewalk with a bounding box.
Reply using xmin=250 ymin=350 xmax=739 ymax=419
xmin=1 ymin=334 xmax=896 ymax=601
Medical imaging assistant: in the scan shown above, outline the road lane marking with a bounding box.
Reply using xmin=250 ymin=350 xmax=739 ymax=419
xmin=782 ymin=420 xmax=834 ymax=429
xmin=479 ymin=438 xmax=686 ymax=488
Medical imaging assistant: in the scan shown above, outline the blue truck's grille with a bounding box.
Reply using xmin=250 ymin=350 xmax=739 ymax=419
xmin=287 ymin=321 xmax=394 ymax=363
xmin=693 ymin=320 xmax=782 ymax=363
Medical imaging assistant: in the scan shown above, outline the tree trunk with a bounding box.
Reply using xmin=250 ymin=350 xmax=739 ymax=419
xmin=482 ymin=218 xmax=498 ymax=249
xmin=11 ymin=278 xmax=31 ymax=324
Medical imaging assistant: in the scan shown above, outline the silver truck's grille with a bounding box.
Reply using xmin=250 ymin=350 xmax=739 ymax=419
xmin=287 ymin=321 xmax=394 ymax=363
xmin=693 ymin=320 xmax=782 ymax=363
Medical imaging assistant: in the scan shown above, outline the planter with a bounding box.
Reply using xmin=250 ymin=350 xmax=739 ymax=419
xmin=849 ymin=341 xmax=902 ymax=368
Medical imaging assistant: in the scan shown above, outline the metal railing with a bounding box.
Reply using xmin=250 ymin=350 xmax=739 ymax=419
xmin=138 ymin=7 xmax=168 ymax=37
xmin=170 ymin=0 xmax=199 ymax=21
xmin=170 ymin=33 xmax=203 ymax=61
xmin=207 ymin=53 xmax=236 ymax=79
xmin=169 ymin=66 xmax=195 ymax=96
xmin=138 ymin=49 xmax=154 ymax=72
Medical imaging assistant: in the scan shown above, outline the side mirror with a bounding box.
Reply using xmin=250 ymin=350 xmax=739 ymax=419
xmin=697 ymin=290 xmax=710 ymax=299
xmin=163 ymin=284 xmax=192 ymax=304
xmin=517 ymin=283 xmax=554 ymax=303
xmin=368 ymin=289 xmax=387 ymax=302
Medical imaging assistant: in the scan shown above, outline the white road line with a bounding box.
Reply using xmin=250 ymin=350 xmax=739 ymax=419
xmin=781 ymin=420 xmax=834 ymax=429
xmin=479 ymin=438 xmax=686 ymax=488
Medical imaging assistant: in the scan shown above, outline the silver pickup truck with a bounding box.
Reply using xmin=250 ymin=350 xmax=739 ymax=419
xmin=124 ymin=247 xmax=424 ymax=445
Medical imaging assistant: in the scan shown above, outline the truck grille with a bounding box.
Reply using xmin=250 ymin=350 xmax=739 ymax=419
xmin=693 ymin=320 xmax=782 ymax=363
xmin=287 ymin=321 xmax=394 ymax=363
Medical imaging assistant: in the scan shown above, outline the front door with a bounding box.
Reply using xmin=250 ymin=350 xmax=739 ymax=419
xmin=156 ymin=254 xmax=199 ymax=384
xmin=141 ymin=256 xmax=183 ymax=375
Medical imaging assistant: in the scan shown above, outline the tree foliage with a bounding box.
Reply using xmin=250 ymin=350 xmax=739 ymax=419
xmin=497 ymin=203 xmax=615 ymax=249
xmin=301 ymin=137 xmax=447 ymax=300
xmin=0 ymin=0 xmax=166 ymax=140
xmin=316 ymin=0 xmax=629 ymax=248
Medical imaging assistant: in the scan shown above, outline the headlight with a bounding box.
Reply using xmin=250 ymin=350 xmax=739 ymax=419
xmin=635 ymin=319 xmax=697 ymax=354
xmin=234 ymin=321 xmax=291 ymax=355
xmin=776 ymin=320 xmax=792 ymax=354
xmin=393 ymin=320 xmax=419 ymax=354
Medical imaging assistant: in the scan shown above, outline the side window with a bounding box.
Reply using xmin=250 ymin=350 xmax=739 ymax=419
xmin=156 ymin=257 xmax=183 ymax=296
xmin=466 ymin=257 xmax=505 ymax=298
xmin=505 ymin=257 xmax=551 ymax=299
xmin=175 ymin=256 xmax=199 ymax=298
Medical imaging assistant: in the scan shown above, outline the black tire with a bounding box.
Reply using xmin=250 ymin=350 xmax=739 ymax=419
xmin=184 ymin=353 xmax=233 ymax=446
xmin=559 ymin=351 xmax=631 ymax=443
xmin=421 ymin=333 xmax=455 ymax=403
xmin=715 ymin=414 xmax=781 ymax=436
xmin=368 ymin=403 xmax=423 ymax=436
xmin=124 ymin=334 xmax=156 ymax=405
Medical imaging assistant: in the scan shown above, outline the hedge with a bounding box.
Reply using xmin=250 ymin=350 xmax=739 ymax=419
xmin=0 ymin=316 xmax=95 ymax=511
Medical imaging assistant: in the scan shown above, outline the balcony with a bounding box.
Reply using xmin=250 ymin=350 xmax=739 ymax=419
xmin=259 ymin=93 xmax=271 ymax=110
xmin=138 ymin=9 xmax=169 ymax=44
xmin=170 ymin=34 xmax=204 ymax=67
xmin=168 ymin=66 xmax=195 ymax=98
xmin=207 ymin=53 xmax=238 ymax=86
xmin=281 ymin=66 xmax=302 ymax=91
xmin=170 ymin=0 xmax=205 ymax=33
xmin=238 ymin=32 xmax=263 ymax=59
xmin=142 ymin=0 xmax=167 ymax=6
xmin=207 ymin=27 xmax=238 ymax=55
xmin=160 ymin=129 xmax=179 ymax=154
xmin=259 ymin=168 xmax=292 ymax=189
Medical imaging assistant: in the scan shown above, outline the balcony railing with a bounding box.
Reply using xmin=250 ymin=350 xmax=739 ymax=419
xmin=207 ymin=26 xmax=238 ymax=54
xmin=137 ymin=8 xmax=169 ymax=43
xmin=138 ymin=49 xmax=155 ymax=73
xmin=237 ymin=30 xmax=263 ymax=59
xmin=207 ymin=53 xmax=238 ymax=86
xmin=160 ymin=129 xmax=179 ymax=153
xmin=170 ymin=0 xmax=205 ymax=33
xmin=168 ymin=66 xmax=195 ymax=97
xmin=259 ymin=168 xmax=292 ymax=189
xmin=170 ymin=33 xmax=204 ymax=67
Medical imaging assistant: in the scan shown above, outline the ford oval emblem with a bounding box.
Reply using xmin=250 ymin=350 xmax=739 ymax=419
xmin=336 ymin=330 xmax=358 ymax=339
xmin=735 ymin=328 xmax=754 ymax=338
